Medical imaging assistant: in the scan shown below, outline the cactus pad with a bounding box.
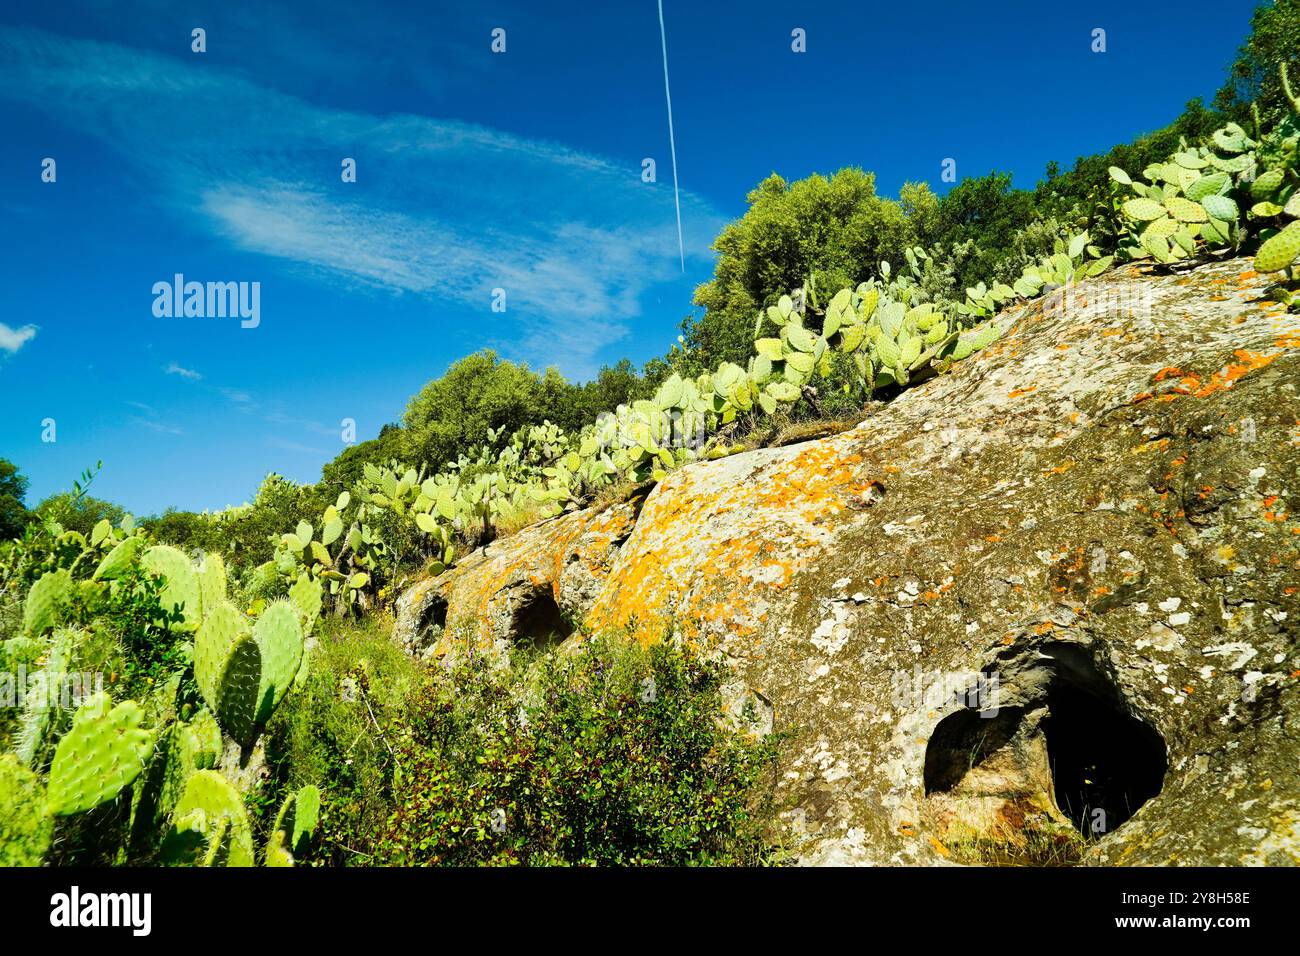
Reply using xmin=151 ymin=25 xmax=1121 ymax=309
xmin=290 ymin=785 xmax=321 ymax=852
xmin=142 ymin=545 xmax=202 ymax=631
xmin=253 ymin=600 xmax=305 ymax=719
xmin=264 ymin=828 xmax=294 ymax=866
xmin=93 ymin=534 xmax=144 ymax=581
xmin=213 ymin=601 xmax=302 ymax=744
xmin=0 ymin=754 xmax=53 ymax=866
xmin=269 ymin=784 xmax=321 ymax=860
xmin=1251 ymin=168 xmax=1286 ymax=200
xmin=168 ymin=771 xmax=253 ymax=867
xmin=46 ymin=693 xmax=154 ymax=816
xmin=1199 ymin=194 xmax=1239 ymax=223
xmin=1122 ymin=198 xmax=1167 ymax=221
xmin=289 ymin=572 xmax=323 ymax=638
xmin=215 ymin=631 xmax=263 ymax=746
xmin=188 ymin=709 xmax=222 ymax=769
xmin=22 ymin=568 xmax=73 ymax=638
xmin=159 ymin=711 xmax=224 ymax=813
xmin=1185 ymin=172 xmax=1229 ymax=202
xmin=1255 ymin=222 xmax=1300 ymax=272
xmin=1165 ymin=196 xmax=1208 ymax=223
xmin=198 ymin=553 xmax=227 ymax=618
xmin=194 ymin=600 xmax=248 ymax=709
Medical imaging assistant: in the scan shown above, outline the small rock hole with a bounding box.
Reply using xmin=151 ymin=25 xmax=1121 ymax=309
xmin=921 ymin=646 xmax=1167 ymax=864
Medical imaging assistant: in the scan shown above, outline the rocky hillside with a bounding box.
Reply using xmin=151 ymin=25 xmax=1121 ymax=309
xmin=396 ymin=257 xmax=1300 ymax=866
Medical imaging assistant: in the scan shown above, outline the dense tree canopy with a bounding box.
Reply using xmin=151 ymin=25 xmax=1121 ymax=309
xmin=32 ymin=491 xmax=124 ymax=538
xmin=401 ymin=351 xmax=561 ymax=470
xmin=0 ymin=459 xmax=30 ymax=541
xmin=1216 ymin=0 xmax=1300 ymax=127
xmin=681 ymin=169 xmax=924 ymax=371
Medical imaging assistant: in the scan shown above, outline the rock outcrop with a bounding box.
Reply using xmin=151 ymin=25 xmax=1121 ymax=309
xmin=396 ymin=258 xmax=1300 ymax=865
xmin=393 ymin=501 xmax=639 ymax=658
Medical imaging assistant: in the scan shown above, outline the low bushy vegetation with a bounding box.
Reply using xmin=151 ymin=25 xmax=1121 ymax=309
xmin=269 ymin=629 xmax=782 ymax=866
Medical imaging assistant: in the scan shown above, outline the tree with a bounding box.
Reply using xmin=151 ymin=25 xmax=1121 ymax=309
xmin=33 ymin=492 xmax=124 ymax=538
xmin=929 ymin=172 xmax=1039 ymax=288
xmin=144 ymin=508 xmax=212 ymax=554
xmin=562 ymin=359 xmax=654 ymax=430
xmin=0 ymin=458 xmax=30 ymax=540
xmin=316 ymin=425 xmax=407 ymax=505
xmin=1216 ymin=0 xmax=1300 ymax=128
xmin=401 ymin=351 xmax=571 ymax=469
xmin=681 ymin=169 xmax=919 ymax=372
xmin=219 ymin=473 xmax=312 ymax=575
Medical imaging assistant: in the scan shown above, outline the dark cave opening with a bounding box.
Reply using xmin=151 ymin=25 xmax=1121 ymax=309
xmin=1043 ymin=680 xmax=1167 ymax=836
xmin=921 ymin=647 xmax=1168 ymax=855
xmin=416 ymin=593 xmax=448 ymax=644
xmin=510 ymin=588 xmax=572 ymax=650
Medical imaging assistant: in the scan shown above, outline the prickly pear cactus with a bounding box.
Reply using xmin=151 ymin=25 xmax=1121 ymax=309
xmin=194 ymin=600 xmax=248 ymax=708
xmin=141 ymin=544 xmax=202 ymax=630
xmin=188 ymin=709 xmax=222 ymax=769
xmin=46 ymin=693 xmax=154 ymax=816
xmin=263 ymin=784 xmax=322 ymax=865
xmin=214 ymin=631 xmax=263 ymax=747
xmin=0 ymin=754 xmax=53 ymax=866
xmin=1256 ymin=220 xmax=1300 ymax=272
xmin=264 ymin=832 xmax=294 ymax=867
xmin=92 ymin=534 xmax=144 ymax=581
xmin=161 ymin=807 xmax=209 ymax=864
xmin=167 ymin=770 xmax=254 ymax=867
xmin=287 ymin=784 xmax=321 ymax=854
xmin=288 ymin=572 xmax=323 ymax=638
xmin=13 ymin=626 xmax=80 ymax=767
xmin=204 ymin=816 xmax=235 ymax=866
xmin=250 ymin=600 xmax=304 ymax=721
xmin=197 ymin=553 xmax=227 ymax=618
xmin=22 ymin=568 xmax=73 ymax=637
xmin=159 ymin=710 xmax=224 ymax=812
xmin=207 ymin=591 xmax=299 ymax=743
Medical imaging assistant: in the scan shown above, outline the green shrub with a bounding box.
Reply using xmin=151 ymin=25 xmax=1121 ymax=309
xmin=371 ymin=634 xmax=783 ymax=866
xmin=262 ymin=614 xmax=424 ymax=866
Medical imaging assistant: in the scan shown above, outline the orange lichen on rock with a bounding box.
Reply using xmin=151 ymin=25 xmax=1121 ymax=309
xmin=1135 ymin=350 xmax=1280 ymax=407
xmin=1193 ymin=350 xmax=1277 ymax=397
xmin=586 ymin=434 xmax=873 ymax=641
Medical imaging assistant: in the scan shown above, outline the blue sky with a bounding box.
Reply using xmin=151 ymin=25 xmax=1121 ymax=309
xmin=0 ymin=0 xmax=1259 ymax=515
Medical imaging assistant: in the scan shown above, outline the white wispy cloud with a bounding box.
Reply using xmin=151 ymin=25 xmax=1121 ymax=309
xmin=165 ymin=362 xmax=203 ymax=380
xmin=0 ymin=26 xmax=725 ymax=376
xmin=163 ymin=363 xmax=339 ymax=447
xmin=0 ymin=322 xmax=37 ymax=354
xmin=125 ymin=400 xmax=182 ymax=436
xmin=131 ymin=417 xmax=184 ymax=436
xmin=219 ymin=387 xmax=255 ymax=408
